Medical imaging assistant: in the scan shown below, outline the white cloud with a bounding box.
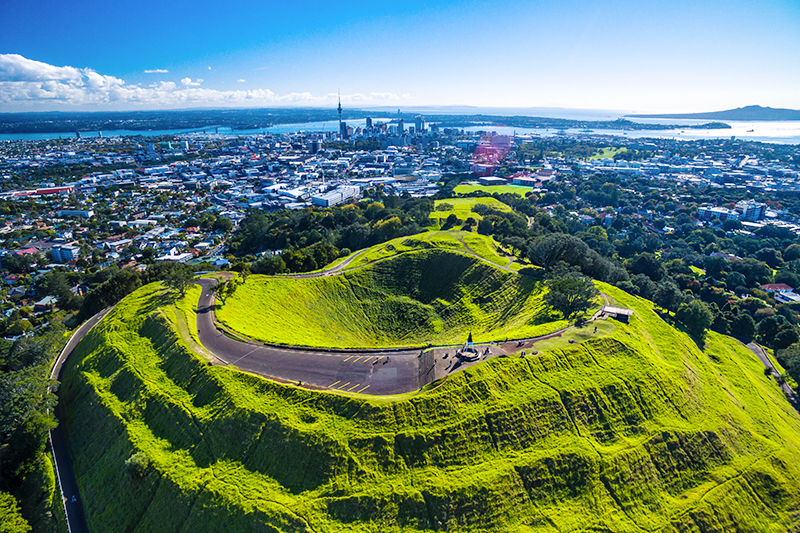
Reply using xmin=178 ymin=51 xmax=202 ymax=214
xmin=0 ymin=54 xmax=404 ymax=110
xmin=144 ymin=69 xmax=169 ymax=74
xmin=237 ymin=79 xmax=246 ymax=83
xmin=0 ymin=54 xmax=82 ymax=82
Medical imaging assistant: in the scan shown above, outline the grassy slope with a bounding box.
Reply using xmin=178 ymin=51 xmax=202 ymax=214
xmin=453 ymin=184 xmax=532 ymax=196
xmin=342 ymin=231 xmax=509 ymax=271
xmin=60 ymin=281 xmax=800 ymax=533
xmin=216 ymin=247 xmax=569 ymax=348
xmin=430 ymin=197 xmax=514 ymax=228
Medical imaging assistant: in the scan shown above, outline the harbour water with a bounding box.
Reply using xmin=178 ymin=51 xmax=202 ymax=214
xmin=2 ymin=116 xmax=799 ymax=144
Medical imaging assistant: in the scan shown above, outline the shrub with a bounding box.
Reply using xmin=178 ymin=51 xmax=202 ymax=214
xmin=124 ymin=452 xmax=150 ymax=479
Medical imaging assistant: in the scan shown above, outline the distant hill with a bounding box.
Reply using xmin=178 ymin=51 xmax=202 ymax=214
xmin=628 ymin=105 xmax=800 ymax=121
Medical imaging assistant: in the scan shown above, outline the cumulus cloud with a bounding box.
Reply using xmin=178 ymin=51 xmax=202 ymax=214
xmin=144 ymin=69 xmax=168 ymax=73
xmin=237 ymin=79 xmax=246 ymax=83
xmin=0 ymin=54 xmax=406 ymax=110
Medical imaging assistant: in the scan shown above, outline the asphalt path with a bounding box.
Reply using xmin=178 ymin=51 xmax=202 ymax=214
xmin=747 ymin=341 xmax=800 ymax=412
xmin=49 ymin=307 xmax=112 ymax=533
xmin=196 ymin=278 xmax=428 ymax=395
xmin=194 ymin=277 xmax=616 ymax=396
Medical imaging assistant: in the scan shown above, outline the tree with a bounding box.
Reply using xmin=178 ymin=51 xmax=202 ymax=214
xmin=628 ymin=253 xmax=666 ymax=281
xmin=757 ymin=316 xmax=784 ymax=347
xmin=0 ymin=492 xmax=31 ymax=533
xmin=0 ymin=366 xmax=58 ymax=487
xmin=212 ymin=216 xmax=233 ymax=233
xmin=654 ymin=279 xmax=683 ymax=314
xmin=774 ymin=325 xmax=799 ymax=351
xmin=252 ymin=255 xmax=287 ymax=275
xmin=675 ymin=300 xmax=714 ymax=340
xmin=210 ymin=277 xmax=242 ymax=305
xmin=777 ymin=344 xmax=800 ymax=390
xmin=731 ymin=313 xmax=756 ymax=341
xmin=705 ymin=256 xmax=728 ymax=278
xmin=164 ymin=263 xmax=195 ymax=297
xmin=711 ymin=312 xmax=731 ymax=335
xmin=544 ymin=273 xmax=598 ymax=319
xmin=502 ymin=236 xmax=528 ymax=257
xmin=784 ymin=243 xmax=800 ymax=262
xmin=374 ymin=216 xmax=403 ymax=241
xmin=528 ymin=234 xmax=584 ymax=275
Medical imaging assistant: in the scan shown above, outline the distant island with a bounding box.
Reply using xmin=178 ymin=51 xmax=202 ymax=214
xmin=628 ymin=105 xmax=800 ymax=121
xmin=418 ymin=115 xmax=730 ymax=131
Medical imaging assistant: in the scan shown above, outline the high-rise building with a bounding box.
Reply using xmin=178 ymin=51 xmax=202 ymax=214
xmin=366 ymin=117 xmax=373 ymax=130
xmin=398 ymin=119 xmax=405 ymax=133
xmin=415 ymin=115 xmax=425 ymax=133
xmin=337 ymin=91 xmax=344 ymax=137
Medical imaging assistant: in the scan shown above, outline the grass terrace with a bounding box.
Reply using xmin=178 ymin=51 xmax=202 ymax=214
xmin=60 ymin=279 xmax=800 ymax=532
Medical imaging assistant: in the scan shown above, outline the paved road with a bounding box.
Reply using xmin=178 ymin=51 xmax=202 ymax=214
xmin=747 ymin=342 xmax=800 ymax=412
xmin=195 ymin=279 xmax=612 ymax=395
xmin=49 ymin=307 xmax=112 ymax=533
xmin=196 ymin=279 xmax=429 ymax=395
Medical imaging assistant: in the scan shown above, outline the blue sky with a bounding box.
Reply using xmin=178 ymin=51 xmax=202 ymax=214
xmin=1 ymin=0 xmax=799 ymax=113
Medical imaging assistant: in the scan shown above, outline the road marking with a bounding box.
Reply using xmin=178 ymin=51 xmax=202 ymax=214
xmin=230 ymin=345 xmax=261 ymax=366
xmin=338 ymin=382 xmax=350 ymax=390
xmin=329 ymin=380 xmax=341 ymax=388
xmin=343 ymin=355 xmax=354 ymax=363
xmin=346 ymin=383 xmax=361 ymax=391
xmin=356 ymin=385 xmax=370 ymax=393
xmin=372 ymin=357 xmax=380 ymax=364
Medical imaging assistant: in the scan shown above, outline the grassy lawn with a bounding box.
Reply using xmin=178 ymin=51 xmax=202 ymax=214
xmin=217 ymin=248 xmax=572 ymax=348
xmin=588 ymin=147 xmax=626 ymax=160
xmin=453 ymin=183 xmax=533 ymax=197
xmin=690 ymin=265 xmax=706 ymax=277
xmin=430 ymin=196 xmax=513 ymax=228
xmin=340 ymin=230 xmax=507 ymax=271
xmin=59 ymin=278 xmax=800 ymax=532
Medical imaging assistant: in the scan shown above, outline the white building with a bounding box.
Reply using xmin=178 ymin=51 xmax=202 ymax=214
xmin=311 ymin=186 xmax=359 ymax=207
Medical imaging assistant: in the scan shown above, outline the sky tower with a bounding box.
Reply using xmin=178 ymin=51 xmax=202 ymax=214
xmin=337 ymin=90 xmax=342 ymax=129
xmin=337 ymin=90 xmax=348 ymax=139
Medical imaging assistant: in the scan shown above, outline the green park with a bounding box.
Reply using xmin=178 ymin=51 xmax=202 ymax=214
xmin=52 ymin=196 xmax=800 ymax=532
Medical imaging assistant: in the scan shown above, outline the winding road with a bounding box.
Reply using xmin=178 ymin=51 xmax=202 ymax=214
xmin=49 ymin=307 xmax=112 ymax=533
xmin=196 ymin=278 xmax=431 ymax=395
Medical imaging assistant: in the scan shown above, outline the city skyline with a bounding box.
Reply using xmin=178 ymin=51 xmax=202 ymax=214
xmin=1 ymin=0 xmax=799 ymax=113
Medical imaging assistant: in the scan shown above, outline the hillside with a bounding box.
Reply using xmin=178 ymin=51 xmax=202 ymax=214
xmin=628 ymin=105 xmax=800 ymax=121
xmin=216 ymin=245 xmax=566 ymax=348
xmin=59 ymin=277 xmax=800 ymax=532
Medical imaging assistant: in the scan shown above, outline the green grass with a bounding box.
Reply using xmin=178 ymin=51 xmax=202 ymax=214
xmin=217 ymin=248 xmax=573 ymax=348
xmin=690 ymin=265 xmax=706 ymax=277
xmin=339 ymin=230 xmax=507 ymax=271
xmin=60 ymin=279 xmax=800 ymax=532
xmin=430 ymin=197 xmax=513 ymax=228
xmin=518 ymin=317 xmax=617 ymax=353
xmin=588 ymin=147 xmax=626 ymax=160
xmin=452 ymin=183 xmax=532 ymax=197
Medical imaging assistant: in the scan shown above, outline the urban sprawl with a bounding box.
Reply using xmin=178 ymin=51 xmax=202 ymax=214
xmin=1 ymin=114 xmax=800 ymax=334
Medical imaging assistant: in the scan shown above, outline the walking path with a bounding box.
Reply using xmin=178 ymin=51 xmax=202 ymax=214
xmin=747 ymin=342 xmax=800 ymax=412
xmin=194 ymin=273 xmax=611 ymax=396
